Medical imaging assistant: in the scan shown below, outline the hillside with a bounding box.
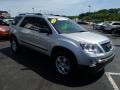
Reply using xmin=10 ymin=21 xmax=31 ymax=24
xmin=78 ymin=8 xmax=120 ymax=22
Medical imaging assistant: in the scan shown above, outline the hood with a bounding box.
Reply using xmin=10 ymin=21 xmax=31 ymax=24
xmin=61 ymin=31 xmax=109 ymax=44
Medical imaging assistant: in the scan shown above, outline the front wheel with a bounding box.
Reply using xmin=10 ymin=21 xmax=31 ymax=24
xmin=53 ymin=51 xmax=77 ymax=77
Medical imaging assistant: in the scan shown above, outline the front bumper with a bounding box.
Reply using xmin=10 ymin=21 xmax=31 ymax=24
xmin=78 ymin=52 xmax=115 ymax=73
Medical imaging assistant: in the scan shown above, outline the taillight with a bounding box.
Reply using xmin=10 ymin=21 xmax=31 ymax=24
xmin=0 ymin=27 xmax=5 ymax=32
xmin=0 ymin=27 xmax=9 ymax=32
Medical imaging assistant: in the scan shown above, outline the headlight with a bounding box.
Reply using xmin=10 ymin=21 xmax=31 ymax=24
xmin=80 ymin=43 xmax=103 ymax=56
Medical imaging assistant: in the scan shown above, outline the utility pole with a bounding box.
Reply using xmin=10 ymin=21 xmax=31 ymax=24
xmin=88 ymin=5 xmax=91 ymax=25
xmin=8 ymin=9 xmax=11 ymax=18
xmin=39 ymin=10 xmax=41 ymax=13
xmin=88 ymin=5 xmax=91 ymax=13
xmin=32 ymin=8 xmax=35 ymax=13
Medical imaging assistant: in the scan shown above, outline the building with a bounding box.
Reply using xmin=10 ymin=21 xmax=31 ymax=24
xmin=0 ymin=11 xmax=10 ymax=18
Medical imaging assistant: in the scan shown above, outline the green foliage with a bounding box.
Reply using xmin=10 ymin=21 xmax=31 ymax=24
xmin=78 ymin=8 xmax=120 ymax=22
xmin=68 ymin=16 xmax=78 ymax=19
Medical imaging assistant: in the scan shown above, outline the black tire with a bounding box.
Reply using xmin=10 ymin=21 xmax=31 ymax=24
xmin=52 ymin=51 xmax=77 ymax=77
xmin=111 ymin=29 xmax=116 ymax=34
xmin=118 ymin=31 xmax=120 ymax=36
xmin=101 ymin=26 xmax=104 ymax=30
xmin=102 ymin=29 xmax=107 ymax=33
xmin=10 ymin=37 xmax=21 ymax=54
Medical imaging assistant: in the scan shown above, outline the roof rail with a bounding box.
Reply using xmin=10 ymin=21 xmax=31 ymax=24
xmin=19 ymin=13 xmax=42 ymax=16
xmin=47 ymin=14 xmax=67 ymax=17
xmin=46 ymin=14 xmax=61 ymax=16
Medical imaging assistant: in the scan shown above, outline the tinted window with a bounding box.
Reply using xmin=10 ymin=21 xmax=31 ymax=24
xmin=13 ymin=16 xmax=22 ymax=25
xmin=112 ymin=23 xmax=120 ymax=25
xmin=48 ymin=18 xmax=86 ymax=34
xmin=20 ymin=17 xmax=31 ymax=27
xmin=0 ymin=19 xmax=9 ymax=26
xmin=20 ymin=17 xmax=50 ymax=32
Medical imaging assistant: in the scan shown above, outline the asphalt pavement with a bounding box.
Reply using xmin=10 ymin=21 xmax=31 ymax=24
xmin=0 ymin=25 xmax=120 ymax=90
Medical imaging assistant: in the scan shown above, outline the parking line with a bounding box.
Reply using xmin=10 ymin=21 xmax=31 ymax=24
xmin=105 ymin=72 xmax=120 ymax=90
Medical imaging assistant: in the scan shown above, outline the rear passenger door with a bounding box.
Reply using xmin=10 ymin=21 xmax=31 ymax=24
xmin=18 ymin=17 xmax=33 ymax=45
xmin=18 ymin=16 xmax=52 ymax=55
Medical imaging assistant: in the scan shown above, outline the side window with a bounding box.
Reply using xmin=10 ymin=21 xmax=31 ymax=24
xmin=30 ymin=17 xmax=50 ymax=31
xmin=112 ymin=23 xmax=120 ymax=25
xmin=13 ymin=16 xmax=22 ymax=25
xmin=20 ymin=17 xmax=32 ymax=28
xmin=20 ymin=17 xmax=51 ymax=33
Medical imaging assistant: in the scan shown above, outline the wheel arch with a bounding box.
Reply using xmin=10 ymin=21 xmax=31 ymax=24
xmin=51 ymin=46 xmax=78 ymax=64
xmin=9 ymin=34 xmax=17 ymax=42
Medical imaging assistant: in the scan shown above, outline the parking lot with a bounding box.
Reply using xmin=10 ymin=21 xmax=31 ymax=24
xmin=0 ymin=25 xmax=120 ymax=90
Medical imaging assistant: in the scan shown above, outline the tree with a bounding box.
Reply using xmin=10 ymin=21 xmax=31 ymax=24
xmin=78 ymin=8 xmax=120 ymax=22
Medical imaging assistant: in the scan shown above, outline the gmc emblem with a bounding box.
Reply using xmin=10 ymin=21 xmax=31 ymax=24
xmin=106 ymin=43 xmax=111 ymax=49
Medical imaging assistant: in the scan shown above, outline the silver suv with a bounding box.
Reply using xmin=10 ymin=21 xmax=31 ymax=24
xmin=9 ymin=13 xmax=115 ymax=76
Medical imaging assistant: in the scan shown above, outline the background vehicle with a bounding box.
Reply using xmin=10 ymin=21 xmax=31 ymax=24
xmin=3 ymin=18 xmax=14 ymax=25
xmin=111 ymin=27 xmax=120 ymax=36
xmin=0 ymin=19 xmax=9 ymax=37
xmin=9 ymin=13 xmax=115 ymax=77
xmin=77 ymin=21 xmax=88 ymax=25
xmin=94 ymin=22 xmax=105 ymax=30
xmin=104 ymin=21 xmax=120 ymax=33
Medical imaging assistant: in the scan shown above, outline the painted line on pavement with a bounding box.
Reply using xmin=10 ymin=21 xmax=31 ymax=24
xmin=105 ymin=72 xmax=120 ymax=90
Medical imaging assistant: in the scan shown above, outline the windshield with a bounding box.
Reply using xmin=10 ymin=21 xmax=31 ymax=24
xmin=48 ymin=18 xmax=86 ymax=33
xmin=2 ymin=19 xmax=13 ymax=25
xmin=0 ymin=19 xmax=9 ymax=26
xmin=97 ymin=22 xmax=104 ymax=25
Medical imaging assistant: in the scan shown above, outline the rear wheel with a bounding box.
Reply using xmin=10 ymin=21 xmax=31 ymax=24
xmin=10 ymin=37 xmax=21 ymax=54
xmin=111 ymin=28 xmax=120 ymax=36
xmin=111 ymin=29 xmax=116 ymax=34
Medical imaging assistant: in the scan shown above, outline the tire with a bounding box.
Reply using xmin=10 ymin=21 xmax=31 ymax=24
xmin=112 ymin=29 xmax=120 ymax=36
xmin=10 ymin=37 xmax=21 ymax=54
xmin=102 ymin=29 xmax=107 ymax=33
xmin=118 ymin=31 xmax=120 ymax=36
xmin=111 ymin=29 xmax=116 ymax=35
xmin=101 ymin=26 xmax=104 ymax=30
xmin=52 ymin=51 xmax=77 ymax=77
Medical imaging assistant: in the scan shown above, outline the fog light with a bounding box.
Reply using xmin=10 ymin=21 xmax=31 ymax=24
xmin=90 ymin=59 xmax=97 ymax=67
xmin=89 ymin=64 xmax=96 ymax=67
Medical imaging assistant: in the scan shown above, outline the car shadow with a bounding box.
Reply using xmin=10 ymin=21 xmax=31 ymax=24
xmin=0 ymin=47 xmax=104 ymax=87
xmin=0 ymin=37 xmax=9 ymax=42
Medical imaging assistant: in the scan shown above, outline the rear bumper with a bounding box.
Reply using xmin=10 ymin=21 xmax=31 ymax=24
xmin=78 ymin=52 xmax=115 ymax=73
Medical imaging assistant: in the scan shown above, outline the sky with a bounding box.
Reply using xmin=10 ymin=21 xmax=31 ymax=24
xmin=0 ymin=0 xmax=120 ymax=17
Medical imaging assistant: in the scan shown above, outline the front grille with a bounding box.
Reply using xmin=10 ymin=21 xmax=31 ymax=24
xmin=101 ymin=42 xmax=112 ymax=52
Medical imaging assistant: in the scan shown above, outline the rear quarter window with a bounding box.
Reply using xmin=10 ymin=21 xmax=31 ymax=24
xmin=13 ymin=16 xmax=23 ymax=25
xmin=112 ymin=23 xmax=120 ymax=25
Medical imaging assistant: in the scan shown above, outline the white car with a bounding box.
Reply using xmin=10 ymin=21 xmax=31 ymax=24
xmin=95 ymin=22 xmax=105 ymax=30
xmin=104 ymin=21 xmax=120 ymax=32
